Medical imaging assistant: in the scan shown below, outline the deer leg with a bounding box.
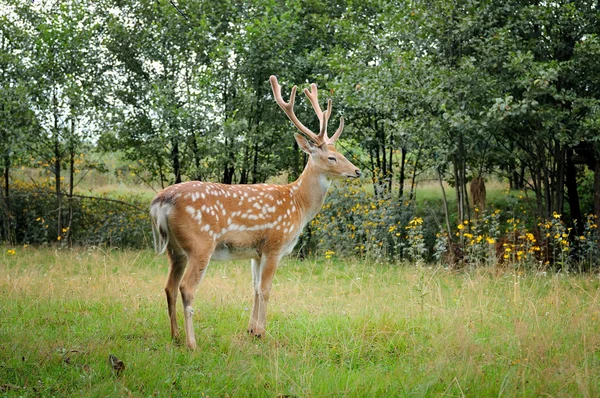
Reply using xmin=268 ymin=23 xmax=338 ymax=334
xmin=179 ymin=250 xmax=211 ymax=350
xmin=249 ymin=255 xmax=280 ymax=338
xmin=165 ymin=247 xmax=187 ymax=341
xmin=248 ymin=258 xmax=261 ymax=334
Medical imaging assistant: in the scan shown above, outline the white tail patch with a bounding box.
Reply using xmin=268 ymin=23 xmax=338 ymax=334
xmin=150 ymin=201 xmax=172 ymax=254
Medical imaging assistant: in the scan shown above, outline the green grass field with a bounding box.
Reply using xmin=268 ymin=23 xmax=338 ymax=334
xmin=2 ymin=248 xmax=600 ymax=397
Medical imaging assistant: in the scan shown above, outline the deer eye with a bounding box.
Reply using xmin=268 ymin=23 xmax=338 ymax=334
xmin=328 ymin=156 xmax=337 ymax=162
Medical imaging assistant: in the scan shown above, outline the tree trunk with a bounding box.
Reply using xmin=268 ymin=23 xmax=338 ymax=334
xmin=398 ymin=147 xmax=406 ymax=199
xmin=409 ymin=145 xmax=421 ymax=201
xmin=222 ymin=136 xmax=235 ymax=184
xmin=453 ymin=156 xmax=463 ymax=223
xmin=554 ymin=143 xmax=566 ymax=215
xmin=438 ymin=168 xmax=453 ymax=240
xmin=387 ymin=144 xmax=393 ymax=193
xmin=565 ymin=148 xmax=582 ymax=235
xmin=190 ymin=130 xmax=202 ymax=181
xmin=239 ymin=142 xmax=250 ymax=184
xmin=531 ymin=159 xmax=544 ymax=220
xmin=251 ymin=141 xmax=259 ymax=184
xmin=171 ymin=138 xmax=182 ymax=184
xmin=53 ymin=91 xmax=63 ymax=242
xmin=54 ymin=137 xmax=62 ymax=242
xmin=2 ymin=147 xmax=11 ymax=243
xmin=470 ymin=176 xmax=486 ymax=213
xmin=541 ymin=145 xmax=552 ymax=218
xmin=594 ymin=158 xmax=600 ymax=240
xmin=66 ymin=141 xmax=75 ymax=247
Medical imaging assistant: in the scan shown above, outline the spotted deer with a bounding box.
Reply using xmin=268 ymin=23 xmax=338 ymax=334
xmin=150 ymin=75 xmax=361 ymax=350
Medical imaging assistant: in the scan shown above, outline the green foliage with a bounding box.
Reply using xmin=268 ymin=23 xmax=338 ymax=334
xmin=9 ymin=180 xmax=151 ymax=248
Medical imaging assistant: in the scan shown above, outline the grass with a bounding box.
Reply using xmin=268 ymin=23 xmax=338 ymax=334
xmin=2 ymin=247 xmax=600 ymax=397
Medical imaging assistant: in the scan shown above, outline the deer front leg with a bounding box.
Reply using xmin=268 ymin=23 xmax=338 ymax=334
xmin=248 ymin=258 xmax=261 ymax=334
xmin=248 ymin=255 xmax=279 ymax=338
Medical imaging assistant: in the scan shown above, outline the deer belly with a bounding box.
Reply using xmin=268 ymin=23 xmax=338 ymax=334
xmin=281 ymin=235 xmax=300 ymax=256
xmin=211 ymin=242 xmax=259 ymax=261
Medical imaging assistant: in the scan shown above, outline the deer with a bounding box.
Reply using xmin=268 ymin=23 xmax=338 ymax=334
xmin=150 ymin=75 xmax=361 ymax=350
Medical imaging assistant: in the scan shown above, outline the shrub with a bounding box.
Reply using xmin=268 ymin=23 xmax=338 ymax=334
xmin=4 ymin=180 xmax=152 ymax=248
xmin=306 ymin=180 xmax=419 ymax=263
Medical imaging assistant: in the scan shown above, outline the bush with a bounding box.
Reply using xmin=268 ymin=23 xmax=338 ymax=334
xmin=4 ymin=180 xmax=152 ymax=248
xmin=304 ymin=181 xmax=600 ymax=270
xmin=305 ymin=180 xmax=421 ymax=263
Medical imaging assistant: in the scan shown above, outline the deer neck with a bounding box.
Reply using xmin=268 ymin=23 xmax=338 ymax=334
xmin=291 ymin=160 xmax=331 ymax=225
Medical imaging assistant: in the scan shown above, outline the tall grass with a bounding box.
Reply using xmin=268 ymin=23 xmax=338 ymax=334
xmin=1 ymin=247 xmax=599 ymax=396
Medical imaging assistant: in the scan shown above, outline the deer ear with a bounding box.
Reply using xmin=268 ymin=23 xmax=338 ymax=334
xmin=294 ymin=133 xmax=319 ymax=155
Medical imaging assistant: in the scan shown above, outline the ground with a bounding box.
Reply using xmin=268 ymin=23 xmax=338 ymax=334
xmin=1 ymin=247 xmax=599 ymax=396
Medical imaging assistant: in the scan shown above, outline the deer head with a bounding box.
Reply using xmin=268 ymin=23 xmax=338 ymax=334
xmin=270 ymin=75 xmax=361 ymax=180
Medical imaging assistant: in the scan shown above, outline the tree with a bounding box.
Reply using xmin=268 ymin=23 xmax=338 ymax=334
xmin=18 ymin=1 xmax=105 ymax=243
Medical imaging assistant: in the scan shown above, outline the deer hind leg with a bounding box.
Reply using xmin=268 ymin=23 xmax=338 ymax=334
xmin=179 ymin=246 xmax=213 ymax=350
xmin=248 ymin=255 xmax=280 ymax=338
xmin=165 ymin=247 xmax=187 ymax=341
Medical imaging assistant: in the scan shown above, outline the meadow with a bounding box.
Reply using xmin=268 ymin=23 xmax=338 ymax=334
xmin=1 ymin=247 xmax=600 ymax=397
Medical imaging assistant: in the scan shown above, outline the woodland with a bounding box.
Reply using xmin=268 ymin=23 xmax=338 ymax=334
xmin=1 ymin=0 xmax=600 ymax=266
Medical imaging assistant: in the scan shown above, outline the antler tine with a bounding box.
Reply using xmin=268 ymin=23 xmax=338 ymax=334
xmin=270 ymin=75 xmax=322 ymax=144
xmin=329 ymin=116 xmax=344 ymax=143
xmin=321 ymin=99 xmax=333 ymax=138
xmin=303 ymin=83 xmax=328 ymax=141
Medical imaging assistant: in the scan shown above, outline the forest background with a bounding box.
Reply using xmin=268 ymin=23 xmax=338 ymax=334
xmin=1 ymin=0 xmax=600 ymax=269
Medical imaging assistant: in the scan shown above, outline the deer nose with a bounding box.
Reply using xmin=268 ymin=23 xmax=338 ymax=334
xmin=355 ymin=169 xmax=361 ymax=177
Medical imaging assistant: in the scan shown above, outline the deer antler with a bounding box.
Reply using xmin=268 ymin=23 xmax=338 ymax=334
xmin=270 ymin=75 xmax=344 ymax=145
